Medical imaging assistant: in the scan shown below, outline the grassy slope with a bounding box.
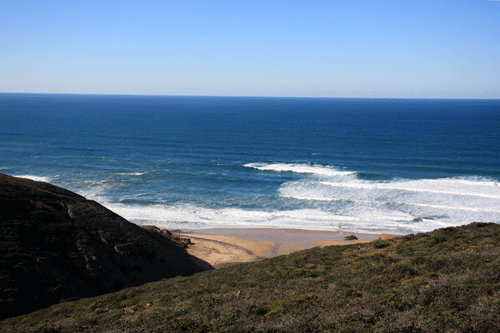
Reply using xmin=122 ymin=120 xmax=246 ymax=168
xmin=1 ymin=222 xmax=499 ymax=333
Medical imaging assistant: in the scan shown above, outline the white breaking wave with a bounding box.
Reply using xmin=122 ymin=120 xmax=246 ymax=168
xmin=20 ymin=168 xmax=498 ymax=235
xmin=244 ymin=163 xmax=355 ymax=177
xmin=100 ymin=201 xmax=418 ymax=234
xmin=101 ymin=199 xmax=478 ymax=235
xmin=115 ymin=172 xmax=147 ymax=176
xmin=277 ymin=175 xmax=500 ymax=232
xmin=16 ymin=175 xmax=52 ymax=183
xmin=320 ymin=178 xmax=500 ymax=199
xmin=280 ymin=178 xmax=500 ymax=207
xmin=66 ymin=167 xmax=500 ymax=235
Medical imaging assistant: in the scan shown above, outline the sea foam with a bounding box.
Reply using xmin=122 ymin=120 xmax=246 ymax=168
xmin=16 ymin=175 xmax=52 ymax=183
xmin=277 ymin=174 xmax=500 ymax=233
xmin=9 ymin=169 xmax=500 ymax=235
xmin=244 ymin=163 xmax=355 ymax=177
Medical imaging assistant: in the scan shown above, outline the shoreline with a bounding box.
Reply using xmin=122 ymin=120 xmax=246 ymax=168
xmin=173 ymin=227 xmax=397 ymax=269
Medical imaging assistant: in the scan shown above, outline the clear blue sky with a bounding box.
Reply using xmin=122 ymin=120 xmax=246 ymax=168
xmin=1 ymin=0 xmax=499 ymax=98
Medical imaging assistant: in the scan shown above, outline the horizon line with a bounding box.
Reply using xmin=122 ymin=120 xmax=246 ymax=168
xmin=1 ymin=92 xmax=499 ymax=101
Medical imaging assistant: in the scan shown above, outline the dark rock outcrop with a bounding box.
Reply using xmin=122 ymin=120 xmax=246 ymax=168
xmin=0 ymin=173 xmax=204 ymax=319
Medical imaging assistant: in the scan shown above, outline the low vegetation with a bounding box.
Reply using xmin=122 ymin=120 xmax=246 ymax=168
xmin=1 ymin=222 xmax=499 ymax=332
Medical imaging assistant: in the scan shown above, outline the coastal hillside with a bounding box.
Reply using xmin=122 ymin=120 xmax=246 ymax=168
xmin=0 ymin=174 xmax=204 ymax=320
xmin=1 ymin=222 xmax=499 ymax=332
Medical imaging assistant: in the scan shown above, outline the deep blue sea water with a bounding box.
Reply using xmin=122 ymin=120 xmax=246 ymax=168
xmin=1 ymin=93 xmax=499 ymax=234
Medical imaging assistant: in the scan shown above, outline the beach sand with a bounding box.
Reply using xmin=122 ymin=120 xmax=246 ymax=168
xmin=175 ymin=228 xmax=394 ymax=269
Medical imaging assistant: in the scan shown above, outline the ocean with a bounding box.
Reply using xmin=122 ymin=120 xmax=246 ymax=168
xmin=1 ymin=93 xmax=499 ymax=235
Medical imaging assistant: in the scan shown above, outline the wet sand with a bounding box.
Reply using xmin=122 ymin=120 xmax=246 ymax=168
xmin=175 ymin=228 xmax=394 ymax=269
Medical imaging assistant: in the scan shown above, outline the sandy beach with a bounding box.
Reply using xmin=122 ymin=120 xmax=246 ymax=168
xmin=175 ymin=228 xmax=396 ymax=269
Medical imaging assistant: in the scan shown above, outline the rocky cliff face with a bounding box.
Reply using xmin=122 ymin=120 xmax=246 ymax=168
xmin=0 ymin=173 xmax=204 ymax=319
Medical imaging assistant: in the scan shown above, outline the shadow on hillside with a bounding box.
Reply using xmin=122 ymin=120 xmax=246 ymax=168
xmin=187 ymin=254 xmax=214 ymax=271
xmin=0 ymin=173 xmax=211 ymax=320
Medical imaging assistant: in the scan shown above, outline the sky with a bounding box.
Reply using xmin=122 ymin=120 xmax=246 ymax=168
xmin=1 ymin=0 xmax=499 ymax=98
